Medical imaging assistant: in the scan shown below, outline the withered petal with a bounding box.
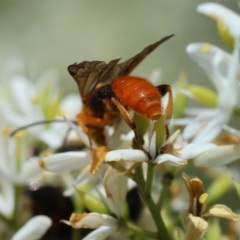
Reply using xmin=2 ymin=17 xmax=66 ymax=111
xmin=203 ymin=204 xmax=240 ymax=221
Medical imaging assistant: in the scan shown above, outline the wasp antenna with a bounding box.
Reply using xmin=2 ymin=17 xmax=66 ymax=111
xmin=10 ymin=120 xmax=77 ymax=137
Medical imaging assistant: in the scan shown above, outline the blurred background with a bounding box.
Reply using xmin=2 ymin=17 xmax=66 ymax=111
xmin=1 ymin=1 xmax=240 ymax=239
xmin=0 ymin=0 xmax=237 ymax=93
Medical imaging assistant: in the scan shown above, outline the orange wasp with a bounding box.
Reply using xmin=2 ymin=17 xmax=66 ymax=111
xmin=68 ymin=34 xmax=174 ymax=160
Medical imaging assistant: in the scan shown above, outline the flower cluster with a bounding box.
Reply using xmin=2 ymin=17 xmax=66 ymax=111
xmin=1 ymin=2 xmax=240 ymax=240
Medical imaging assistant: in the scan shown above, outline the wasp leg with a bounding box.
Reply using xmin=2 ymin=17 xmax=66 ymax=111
xmin=77 ymin=113 xmax=109 ymax=146
xmin=111 ymin=97 xmax=152 ymax=161
xmin=156 ymin=84 xmax=173 ymax=139
xmin=76 ymin=113 xmax=94 ymax=150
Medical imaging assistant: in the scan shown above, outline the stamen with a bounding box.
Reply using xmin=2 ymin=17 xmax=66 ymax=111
xmin=1 ymin=126 xmax=12 ymax=135
xmin=201 ymin=44 xmax=211 ymax=52
xmin=173 ymin=141 xmax=188 ymax=150
xmin=199 ymin=193 xmax=208 ymax=204
xmin=10 ymin=119 xmax=77 ymax=136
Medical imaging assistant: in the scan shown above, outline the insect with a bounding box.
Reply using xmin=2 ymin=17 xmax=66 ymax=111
xmin=68 ymin=34 xmax=174 ymax=160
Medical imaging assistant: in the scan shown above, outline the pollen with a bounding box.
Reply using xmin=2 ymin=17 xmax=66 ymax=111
xmin=31 ymin=95 xmax=39 ymax=104
xmin=199 ymin=193 xmax=208 ymax=204
xmin=38 ymin=159 xmax=48 ymax=171
xmin=1 ymin=126 xmax=12 ymax=135
xmin=57 ymin=109 xmax=65 ymax=117
xmin=14 ymin=130 xmax=25 ymax=139
xmin=43 ymin=150 xmax=51 ymax=157
xmin=210 ymin=13 xmax=224 ymax=23
xmin=201 ymin=44 xmax=211 ymax=52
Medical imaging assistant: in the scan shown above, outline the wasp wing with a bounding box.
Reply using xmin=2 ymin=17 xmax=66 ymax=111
xmin=68 ymin=59 xmax=121 ymax=95
xmin=68 ymin=34 xmax=174 ymax=95
xmin=96 ymin=34 xmax=175 ymax=84
xmin=115 ymin=34 xmax=174 ymax=76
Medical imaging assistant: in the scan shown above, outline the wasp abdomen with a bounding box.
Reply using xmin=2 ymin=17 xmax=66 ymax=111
xmin=112 ymin=76 xmax=161 ymax=120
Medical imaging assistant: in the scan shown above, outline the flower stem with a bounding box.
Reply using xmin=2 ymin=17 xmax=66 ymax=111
xmin=124 ymin=220 xmax=158 ymax=239
xmin=107 ymin=162 xmax=136 ymax=181
xmin=157 ymin=171 xmax=174 ymax=209
xmin=144 ymin=163 xmax=155 ymax=197
xmin=141 ymin=193 xmax=172 ymax=240
xmin=0 ymin=213 xmax=13 ymax=227
xmin=134 ymin=166 xmax=172 ymax=240
xmin=12 ymin=185 xmax=21 ymax=231
xmin=134 ymin=164 xmax=145 ymax=188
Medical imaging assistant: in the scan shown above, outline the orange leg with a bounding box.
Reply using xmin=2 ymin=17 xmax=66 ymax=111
xmin=77 ymin=113 xmax=110 ymax=147
xmin=111 ymin=97 xmax=152 ymax=160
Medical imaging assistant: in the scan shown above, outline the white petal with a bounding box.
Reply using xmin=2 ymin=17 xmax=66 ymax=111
xmin=149 ymin=131 xmax=156 ymax=159
xmin=223 ymin=125 xmax=240 ymax=138
xmin=154 ymin=154 xmax=187 ymax=166
xmin=59 ymin=94 xmax=82 ymax=119
xmin=182 ymin=110 xmax=227 ymax=143
xmin=16 ymin=157 xmax=43 ymax=183
xmin=38 ymin=126 xmax=68 ymax=148
xmin=169 ymin=118 xmax=194 ymax=126
xmin=8 ymin=76 xmax=36 ymax=116
xmin=39 ymin=151 xmax=91 ymax=172
xmin=197 ymin=3 xmax=240 ymax=37
xmin=148 ymin=68 xmax=162 ymax=85
xmin=63 ymin=168 xmax=89 ymax=196
xmin=185 ymin=107 xmax=211 ymax=116
xmin=82 ymin=225 xmax=117 ymax=240
xmin=105 ymin=149 xmax=147 ymax=162
xmin=0 ymin=176 xmax=14 ymax=218
xmin=178 ymin=143 xmax=217 ymax=159
xmin=103 ymin=167 xmax=127 ymax=217
xmin=62 ymin=116 xmax=91 ymax=148
xmin=186 ymin=43 xmax=230 ymax=91
xmin=69 ymin=213 xmax=117 ymax=229
xmin=107 ymin=119 xmax=130 ymax=149
xmin=192 ymin=114 xmax=229 ymax=144
xmin=162 ymin=129 xmax=181 ymax=146
xmin=12 ymin=215 xmax=52 ymax=240
xmin=195 ymin=144 xmax=240 ymax=167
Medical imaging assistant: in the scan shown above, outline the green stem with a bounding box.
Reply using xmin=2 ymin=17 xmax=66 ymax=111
xmin=144 ymin=164 xmax=155 ymax=197
xmin=124 ymin=220 xmax=158 ymax=239
xmin=141 ymin=194 xmax=172 ymax=240
xmin=134 ymin=164 xmax=145 ymax=187
xmin=107 ymin=162 xmax=136 ymax=181
xmin=12 ymin=185 xmax=21 ymax=231
xmin=0 ymin=213 xmax=13 ymax=227
xmin=72 ymin=229 xmax=81 ymax=240
xmin=157 ymin=171 xmax=174 ymax=209
xmin=234 ymin=108 xmax=240 ymax=117
xmin=134 ymin=166 xmax=172 ymax=240
xmin=109 ymin=162 xmax=171 ymax=239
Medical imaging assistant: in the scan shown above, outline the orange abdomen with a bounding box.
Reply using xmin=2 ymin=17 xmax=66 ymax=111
xmin=112 ymin=76 xmax=161 ymax=120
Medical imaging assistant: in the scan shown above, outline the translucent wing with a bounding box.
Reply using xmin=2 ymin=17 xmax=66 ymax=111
xmin=68 ymin=34 xmax=174 ymax=95
xmin=68 ymin=59 xmax=121 ymax=96
xmin=115 ymin=34 xmax=174 ymax=77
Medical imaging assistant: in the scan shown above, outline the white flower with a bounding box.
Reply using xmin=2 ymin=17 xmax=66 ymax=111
xmin=194 ymin=143 xmax=240 ymax=167
xmin=105 ymin=130 xmax=217 ymax=166
xmin=0 ymin=175 xmax=14 ymax=219
xmin=38 ymin=151 xmax=91 ymax=173
xmin=0 ymin=57 xmax=81 ymax=148
xmin=12 ymin=215 xmax=52 ymax=240
xmin=0 ymin=126 xmax=43 ymax=185
xmin=182 ymin=4 xmax=240 ymax=143
xmin=63 ymin=167 xmax=127 ymax=240
xmin=197 ymin=3 xmax=240 ymax=37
